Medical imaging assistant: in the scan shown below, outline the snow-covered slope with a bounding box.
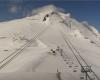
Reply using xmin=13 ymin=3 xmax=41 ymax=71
xmin=0 ymin=5 xmax=100 ymax=80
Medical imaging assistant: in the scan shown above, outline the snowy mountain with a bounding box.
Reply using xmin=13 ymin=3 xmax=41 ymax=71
xmin=0 ymin=5 xmax=100 ymax=80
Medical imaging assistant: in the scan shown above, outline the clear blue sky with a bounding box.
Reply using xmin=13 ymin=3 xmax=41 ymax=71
xmin=0 ymin=0 xmax=100 ymax=31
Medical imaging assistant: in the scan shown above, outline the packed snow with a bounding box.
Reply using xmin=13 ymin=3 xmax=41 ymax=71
xmin=0 ymin=5 xmax=100 ymax=80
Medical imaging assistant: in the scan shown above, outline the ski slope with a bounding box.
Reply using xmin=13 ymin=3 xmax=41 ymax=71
xmin=0 ymin=5 xmax=100 ymax=80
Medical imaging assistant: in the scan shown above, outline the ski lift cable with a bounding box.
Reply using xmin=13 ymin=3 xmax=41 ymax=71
xmin=0 ymin=25 xmax=43 ymax=65
xmin=65 ymin=34 xmax=100 ymax=80
xmin=60 ymin=17 xmax=100 ymax=80
xmin=0 ymin=25 xmax=50 ymax=70
xmin=68 ymin=40 xmax=100 ymax=80
xmin=0 ymin=25 xmax=47 ymax=65
xmin=60 ymin=32 xmax=92 ymax=80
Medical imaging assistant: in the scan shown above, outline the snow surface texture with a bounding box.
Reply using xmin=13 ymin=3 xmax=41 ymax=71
xmin=0 ymin=5 xmax=100 ymax=80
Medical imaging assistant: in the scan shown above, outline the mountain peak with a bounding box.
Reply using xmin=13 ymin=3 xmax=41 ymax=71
xmin=32 ymin=5 xmax=64 ymax=16
xmin=40 ymin=5 xmax=57 ymax=11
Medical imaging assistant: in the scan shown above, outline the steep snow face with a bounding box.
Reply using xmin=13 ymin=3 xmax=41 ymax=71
xmin=31 ymin=5 xmax=57 ymax=22
xmin=0 ymin=5 xmax=100 ymax=80
xmin=31 ymin=5 xmax=70 ymax=25
xmin=21 ymin=5 xmax=100 ymax=41
xmin=65 ymin=18 xmax=100 ymax=45
xmin=57 ymin=12 xmax=71 ymax=20
xmin=81 ymin=21 xmax=100 ymax=37
xmin=91 ymin=26 xmax=100 ymax=36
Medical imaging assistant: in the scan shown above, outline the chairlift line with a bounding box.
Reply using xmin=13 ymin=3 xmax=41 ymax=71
xmin=60 ymin=32 xmax=91 ymax=80
xmin=0 ymin=26 xmax=49 ymax=70
xmin=65 ymin=35 xmax=100 ymax=80
xmin=60 ymin=32 xmax=99 ymax=80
